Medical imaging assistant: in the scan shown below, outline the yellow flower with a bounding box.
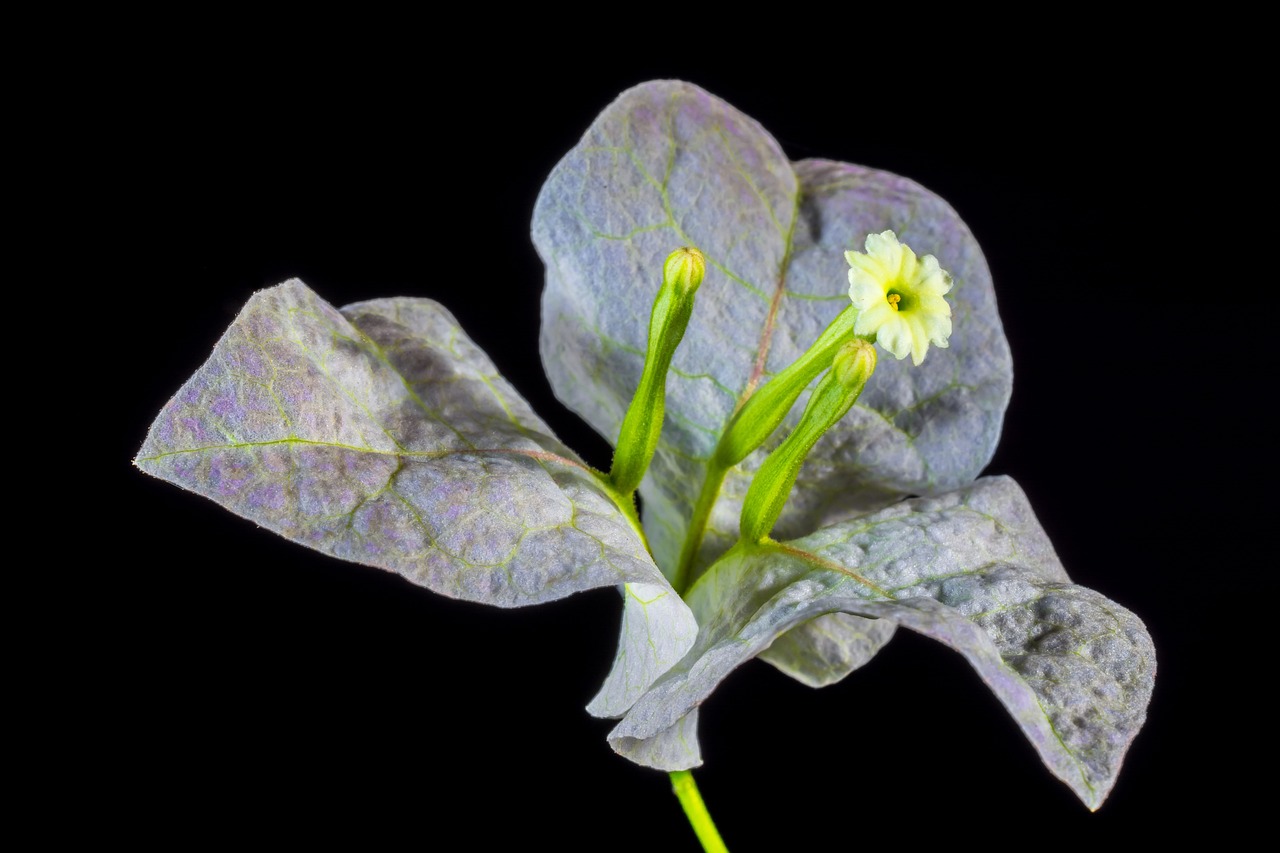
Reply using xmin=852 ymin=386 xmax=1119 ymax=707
xmin=845 ymin=230 xmax=953 ymax=366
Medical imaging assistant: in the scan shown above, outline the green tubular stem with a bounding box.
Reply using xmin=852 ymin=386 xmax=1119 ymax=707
xmin=669 ymin=771 xmax=729 ymax=853
xmin=674 ymin=306 xmax=859 ymax=593
xmin=738 ymin=350 xmax=870 ymax=544
xmin=714 ymin=304 xmax=857 ymax=469
xmin=602 ymin=477 xmax=649 ymax=555
xmin=610 ymin=283 xmax=699 ymax=499
xmin=670 ymin=459 xmax=728 ymax=594
xmin=737 ymin=394 xmax=833 ymax=544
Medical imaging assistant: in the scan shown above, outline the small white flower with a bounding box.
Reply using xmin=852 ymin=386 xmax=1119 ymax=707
xmin=845 ymin=230 xmax=953 ymax=366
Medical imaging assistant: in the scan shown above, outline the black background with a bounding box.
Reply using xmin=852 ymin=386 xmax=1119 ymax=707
xmin=94 ymin=33 xmax=1253 ymax=849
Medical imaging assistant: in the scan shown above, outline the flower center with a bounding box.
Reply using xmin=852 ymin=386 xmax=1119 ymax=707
xmin=886 ymin=292 xmax=902 ymax=311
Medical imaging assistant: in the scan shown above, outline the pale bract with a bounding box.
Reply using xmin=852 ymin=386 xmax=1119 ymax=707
xmin=847 ymin=229 xmax=954 ymax=366
xmin=137 ymin=79 xmax=1155 ymax=813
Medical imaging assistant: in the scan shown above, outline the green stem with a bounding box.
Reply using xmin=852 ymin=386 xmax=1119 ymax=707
xmin=669 ymin=770 xmax=728 ymax=853
xmin=671 ymin=306 xmax=859 ymax=592
xmin=738 ymin=340 xmax=875 ymax=544
xmin=670 ymin=459 xmax=728 ymax=594
xmin=602 ymin=477 xmax=649 ymax=554
xmin=609 ymin=247 xmax=704 ymax=497
xmin=713 ymin=305 xmax=857 ymax=471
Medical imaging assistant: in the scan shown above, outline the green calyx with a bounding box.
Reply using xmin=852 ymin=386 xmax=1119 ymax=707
xmin=672 ymin=304 xmax=859 ymax=593
xmin=714 ymin=304 xmax=857 ymax=468
xmin=738 ymin=338 xmax=876 ymax=544
xmin=609 ymin=247 xmax=706 ymax=497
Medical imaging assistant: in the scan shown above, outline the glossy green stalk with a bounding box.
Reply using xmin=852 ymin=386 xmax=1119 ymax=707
xmin=672 ymin=305 xmax=857 ymax=593
xmin=714 ymin=303 xmax=857 ymax=468
xmin=669 ymin=770 xmax=729 ymax=853
xmin=610 ymin=247 xmax=705 ymax=497
xmin=739 ymin=339 xmax=876 ymax=544
xmin=671 ymin=458 xmax=728 ymax=594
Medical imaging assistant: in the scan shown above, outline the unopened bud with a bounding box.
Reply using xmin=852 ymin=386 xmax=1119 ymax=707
xmin=663 ymin=247 xmax=705 ymax=296
xmin=832 ymin=338 xmax=876 ymax=389
xmin=609 ymin=246 xmax=706 ymax=497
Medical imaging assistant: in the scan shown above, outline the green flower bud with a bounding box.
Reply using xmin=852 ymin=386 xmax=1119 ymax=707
xmin=664 ymin=246 xmax=706 ymax=297
xmin=609 ymin=247 xmax=706 ymax=497
xmin=738 ymin=339 xmax=876 ymax=544
xmin=832 ymin=335 xmax=877 ymax=389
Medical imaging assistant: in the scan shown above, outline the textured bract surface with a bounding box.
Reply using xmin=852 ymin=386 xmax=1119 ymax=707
xmin=135 ymin=280 xmax=696 ymax=708
xmin=605 ymin=477 xmax=1155 ymax=811
xmin=532 ymin=80 xmax=1012 ymax=583
xmin=756 ymin=611 xmax=896 ymax=688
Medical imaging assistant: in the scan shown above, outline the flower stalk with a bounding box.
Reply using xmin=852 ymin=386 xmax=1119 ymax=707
xmin=670 ymin=770 xmax=729 ymax=853
xmin=609 ymin=247 xmax=705 ymax=497
xmin=714 ymin=304 xmax=858 ymax=469
xmin=738 ymin=339 xmax=877 ymax=544
xmin=672 ymin=304 xmax=859 ymax=593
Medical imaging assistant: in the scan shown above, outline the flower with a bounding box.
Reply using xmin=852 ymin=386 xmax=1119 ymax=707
xmin=845 ymin=230 xmax=953 ymax=366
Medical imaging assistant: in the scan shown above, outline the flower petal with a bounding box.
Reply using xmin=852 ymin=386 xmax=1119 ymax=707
xmin=854 ymin=300 xmax=897 ymax=337
xmin=864 ymin=230 xmax=903 ymax=267
xmin=846 ymin=250 xmax=889 ymax=281
xmin=848 ymin=272 xmax=888 ymax=309
xmin=874 ymin=314 xmax=913 ymax=361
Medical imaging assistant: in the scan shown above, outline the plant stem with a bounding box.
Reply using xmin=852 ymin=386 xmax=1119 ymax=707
xmin=669 ymin=770 xmax=729 ymax=852
xmin=670 ymin=460 xmax=728 ymax=594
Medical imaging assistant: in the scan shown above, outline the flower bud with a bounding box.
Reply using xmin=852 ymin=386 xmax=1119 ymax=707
xmin=609 ymin=247 xmax=706 ymax=497
xmin=663 ymin=246 xmax=705 ymax=297
xmin=832 ymin=338 xmax=876 ymax=389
